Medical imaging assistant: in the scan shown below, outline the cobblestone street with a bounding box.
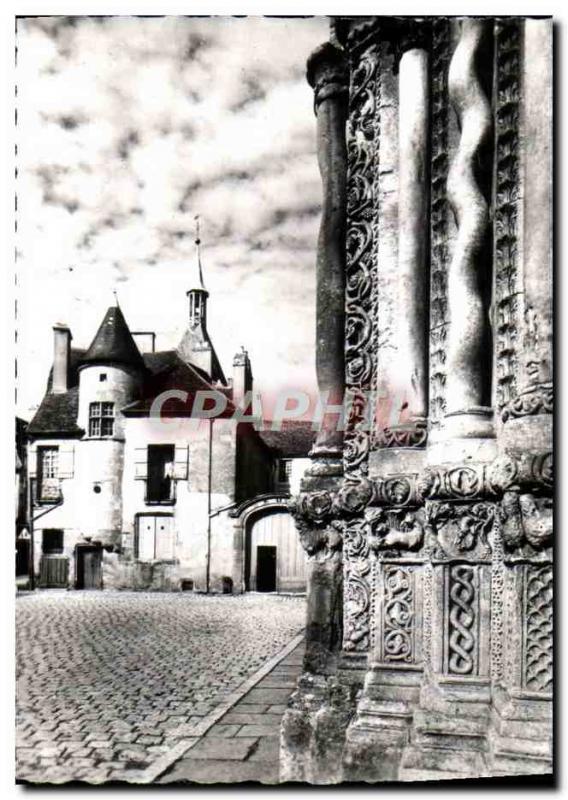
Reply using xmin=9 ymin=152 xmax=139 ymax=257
xmin=16 ymin=591 xmax=305 ymax=784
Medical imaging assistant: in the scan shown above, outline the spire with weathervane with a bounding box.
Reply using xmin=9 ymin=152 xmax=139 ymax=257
xmin=187 ymin=215 xmax=209 ymax=330
xmin=177 ymin=216 xmax=227 ymax=385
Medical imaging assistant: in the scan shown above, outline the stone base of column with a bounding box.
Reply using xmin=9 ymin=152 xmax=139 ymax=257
xmin=279 ymin=672 xmax=356 ymax=784
xmin=427 ymin=424 xmax=497 ymax=465
xmin=399 ymin=678 xmax=491 ymax=780
xmin=428 ymin=407 xmax=497 ymax=465
xmin=486 ymin=685 xmax=553 ymax=776
xmin=342 ymin=666 xmax=421 ymax=781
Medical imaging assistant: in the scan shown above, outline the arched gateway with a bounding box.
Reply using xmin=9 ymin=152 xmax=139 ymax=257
xmin=230 ymin=495 xmax=307 ymax=594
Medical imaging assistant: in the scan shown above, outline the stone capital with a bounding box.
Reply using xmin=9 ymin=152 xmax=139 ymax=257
xmin=306 ymin=42 xmax=349 ymax=110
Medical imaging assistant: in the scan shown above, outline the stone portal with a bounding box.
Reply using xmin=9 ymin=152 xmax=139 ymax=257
xmin=281 ymin=16 xmax=553 ymax=784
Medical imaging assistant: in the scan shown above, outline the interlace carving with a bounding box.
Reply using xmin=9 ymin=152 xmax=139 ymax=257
xmin=448 ymin=564 xmax=477 ymax=675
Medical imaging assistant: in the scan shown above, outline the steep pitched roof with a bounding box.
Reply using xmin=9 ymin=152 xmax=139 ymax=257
xmin=258 ymin=421 xmax=316 ymax=458
xmin=27 ymin=387 xmax=82 ymax=436
xmin=82 ymin=305 xmax=145 ymax=370
xmin=28 ymin=348 xmax=86 ymax=437
xmin=122 ymin=351 xmax=235 ymax=417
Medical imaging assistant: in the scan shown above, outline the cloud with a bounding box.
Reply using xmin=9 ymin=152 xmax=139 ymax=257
xmin=16 ymin=15 xmax=328 ymax=416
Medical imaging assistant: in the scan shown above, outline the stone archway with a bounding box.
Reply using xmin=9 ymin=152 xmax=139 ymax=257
xmin=230 ymin=495 xmax=307 ymax=594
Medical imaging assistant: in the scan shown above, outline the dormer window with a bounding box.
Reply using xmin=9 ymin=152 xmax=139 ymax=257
xmin=89 ymin=402 xmax=114 ymax=437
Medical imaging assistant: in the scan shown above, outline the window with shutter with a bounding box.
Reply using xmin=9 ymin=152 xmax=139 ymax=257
xmin=173 ymin=446 xmax=189 ymax=480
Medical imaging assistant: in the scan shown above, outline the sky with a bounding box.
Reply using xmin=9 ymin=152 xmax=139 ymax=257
xmin=16 ymin=15 xmax=329 ymax=419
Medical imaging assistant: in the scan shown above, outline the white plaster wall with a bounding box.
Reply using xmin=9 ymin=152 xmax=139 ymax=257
xmin=121 ymin=416 xmax=238 ymax=591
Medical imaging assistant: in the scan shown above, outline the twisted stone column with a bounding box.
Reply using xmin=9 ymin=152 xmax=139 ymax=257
xmin=307 ymin=43 xmax=349 ymax=459
xmin=443 ymin=20 xmax=493 ymax=441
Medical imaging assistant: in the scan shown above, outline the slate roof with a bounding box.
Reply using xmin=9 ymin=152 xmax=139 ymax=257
xmin=28 ymin=348 xmax=86 ymax=437
xmin=82 ymin=305 xmax=145 ymax=370
xmin=258 ymin=421 xmax=316 ymax=458
xmin=28 ymin=305 xmax=234 ymax=435
xmin=122 ymin=351 xmax=235 ymax=417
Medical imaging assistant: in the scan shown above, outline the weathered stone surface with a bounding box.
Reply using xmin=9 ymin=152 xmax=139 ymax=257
xmin=285 ymin=14 xmax=553 ymax=786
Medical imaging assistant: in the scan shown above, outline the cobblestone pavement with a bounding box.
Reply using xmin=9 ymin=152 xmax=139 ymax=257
xmin=16 ymin=591 xmax=306 ymax=784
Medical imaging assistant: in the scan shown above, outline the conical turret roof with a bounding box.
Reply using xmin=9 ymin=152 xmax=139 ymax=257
xmin=82 ymin=305 xmax=145 ymax=370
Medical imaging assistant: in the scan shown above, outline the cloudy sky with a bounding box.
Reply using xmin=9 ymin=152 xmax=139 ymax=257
xmin=16 ymin=15 xmax=328 ymax=419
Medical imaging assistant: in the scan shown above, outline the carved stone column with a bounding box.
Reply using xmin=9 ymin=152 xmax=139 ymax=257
xmin=386 ymin=42 xmax=430 ymax=445
xmin=307 ymin=43 xmax=349 ymax=459
xmin=438 ymin=19 xmax=495 ymax=448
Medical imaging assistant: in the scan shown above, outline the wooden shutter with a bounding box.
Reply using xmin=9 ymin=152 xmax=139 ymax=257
xmin=173 ymin=446 xmax=188 ymax=480
xmin=155 ymin=517 xmax=175 ymax=560
xmin=137 ymin=517 xmax=155 ymax=560
xmin=134 ymin=447 xmax=148 ymax=479
xmin=28 ymin=445 xmax=37 ymax=477
xmin=58 ymin=444 xmax=75 ymax=479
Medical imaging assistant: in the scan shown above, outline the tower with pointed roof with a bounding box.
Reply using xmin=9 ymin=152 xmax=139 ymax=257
xmin=177 ymin=217 xmax=227 ymax=385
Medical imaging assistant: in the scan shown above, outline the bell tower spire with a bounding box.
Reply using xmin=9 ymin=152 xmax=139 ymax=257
xmin=187 ymin=214 xmax=209 ymax=330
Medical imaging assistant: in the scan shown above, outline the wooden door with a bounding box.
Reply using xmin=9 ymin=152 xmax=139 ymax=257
xmin=83 ymin=550 xmax=102 ymax=589
xmin=248 ymin=510 xmax=307 ymax=592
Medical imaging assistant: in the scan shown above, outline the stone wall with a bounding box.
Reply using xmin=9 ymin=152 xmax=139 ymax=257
xmin=281 ymin=16 xmax=553 ymax=783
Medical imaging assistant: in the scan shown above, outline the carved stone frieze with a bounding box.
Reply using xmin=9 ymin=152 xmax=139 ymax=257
xmin=365 ymin=507 xmax=425 ymax=556
xmin=374 ymin=420 xmax=428 ymax=449
xmin=501 ymin=384 xmax=553 ymax=422
xmin=425 ymin=501 xmax=494 ymax=561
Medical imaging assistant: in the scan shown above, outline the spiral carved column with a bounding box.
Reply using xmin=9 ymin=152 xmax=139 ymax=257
xmin=440 ymin=20 xmax=494 ymax=445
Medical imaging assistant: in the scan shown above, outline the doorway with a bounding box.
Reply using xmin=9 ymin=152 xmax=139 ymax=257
xmin=75 ymin=544 xmax=103 ymax=589
xmin=244 ymin=507 xmax=307 ymax=592
xmin=256 ymin=545 xmax=277 ymax=592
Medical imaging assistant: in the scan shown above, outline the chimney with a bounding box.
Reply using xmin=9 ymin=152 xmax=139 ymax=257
xmin=52 ymin=324 xmax=72 ymax=394
xmin=232 ymin=346 xmax=253 ymax=410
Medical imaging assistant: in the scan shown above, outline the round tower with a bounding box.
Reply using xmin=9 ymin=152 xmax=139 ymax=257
xmin=75 ymin=304 xmax=146 ymax=544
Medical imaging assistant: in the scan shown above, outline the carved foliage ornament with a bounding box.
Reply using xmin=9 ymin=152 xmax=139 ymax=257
xmin=344 ymin=40 xmax=379 ymax=478
xmin=426 ymin=501 xmax=494 ymax=560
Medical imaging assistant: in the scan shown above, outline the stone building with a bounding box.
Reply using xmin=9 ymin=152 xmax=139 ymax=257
xmin=26 ymin=244 xmax=310 ymax=594
xmin=281 ymin=17 xmax=553 ymax=782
